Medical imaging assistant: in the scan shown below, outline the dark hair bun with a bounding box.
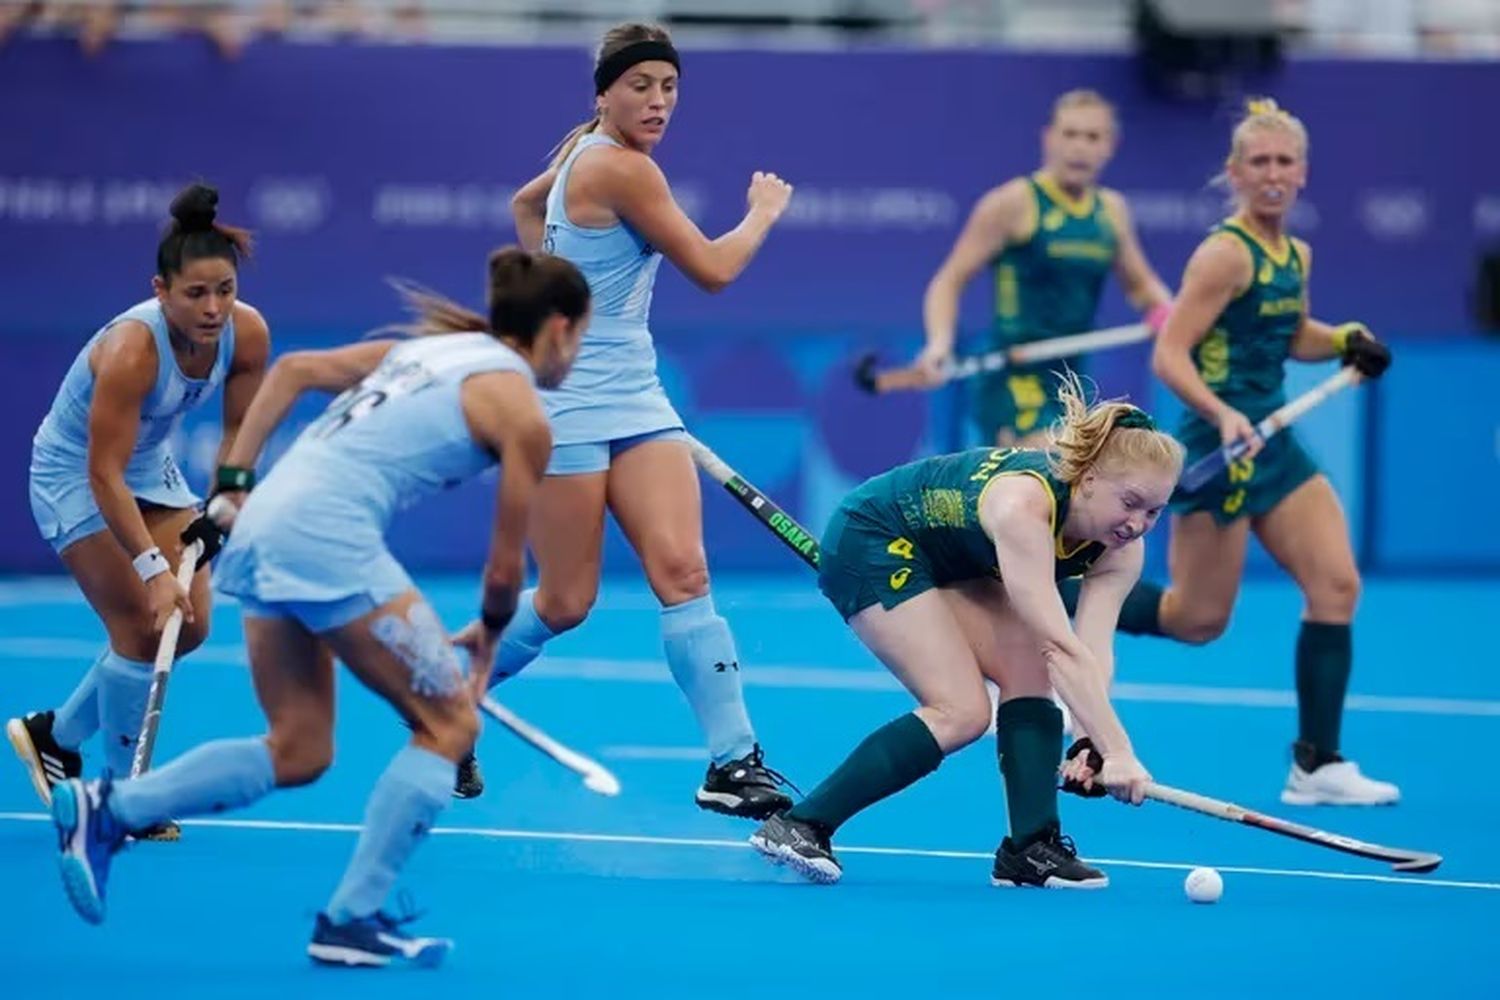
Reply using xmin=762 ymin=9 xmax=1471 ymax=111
xmin=170 ymin=183 xmax=220 ymax=232
xmin=488 ymin=246 xmax=534 ymax=287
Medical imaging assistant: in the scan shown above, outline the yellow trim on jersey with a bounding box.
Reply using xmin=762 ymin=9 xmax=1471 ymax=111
xmin=1056 ymin=535 xmax=1092 ymax=560
xmin=976 ymin=469 xmax=1058 ymax=536
xmin=1033 ymin=171 xmax=1097 ymax=219
xmin=1223 ymin=216 xmax=1292 ymax=268
xmin=996 ymin=263 xmax=1019 ymax=319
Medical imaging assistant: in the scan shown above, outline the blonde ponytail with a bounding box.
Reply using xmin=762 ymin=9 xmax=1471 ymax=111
xmin=1046 ymin=370 xmax=1184 ymax=484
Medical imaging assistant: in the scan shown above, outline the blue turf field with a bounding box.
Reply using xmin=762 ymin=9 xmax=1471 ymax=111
xmin=2 ymin=574 xmax=1496 ymax=997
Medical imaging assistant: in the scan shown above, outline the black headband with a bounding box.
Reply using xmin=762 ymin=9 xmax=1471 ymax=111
xmin=594 ymin=40 xmax=680 ymax=95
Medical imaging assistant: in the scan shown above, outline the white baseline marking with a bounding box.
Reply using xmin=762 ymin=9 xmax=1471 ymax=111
xmin=0 ymin=811 xmax=1490 ymax=892
xmin=1 ymin=638 xmax=1498 ymax=718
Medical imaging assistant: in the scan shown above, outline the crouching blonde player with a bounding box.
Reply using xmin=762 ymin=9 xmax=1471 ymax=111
xmin=752 ymin=375 xmax=1182 ymax=888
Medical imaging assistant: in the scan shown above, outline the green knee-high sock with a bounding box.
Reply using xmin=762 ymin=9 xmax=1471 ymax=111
xmin=1117 ymin=581 xmax=1166 ymax=636
xmin=1059 ymin=578 xmax=1165 ymax=637
xmin=1295 ymin=621 xmax=1352 ymax=767
xmin=787 ymin=713 xmax=943 ymax=833
xmin=997 ymin=697 xmax=1064 ymax=846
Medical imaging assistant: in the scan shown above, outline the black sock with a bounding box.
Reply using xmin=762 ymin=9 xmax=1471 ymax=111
xmin=788 ymin=713 xmax=943 ymax=833
xmin=1117 ymin=581 xmax=1166 ymax=637
xmin=1295 ymin=621 xmax=1352 ymax=768
xmin=997 ymin=697 xmax=1063 ymax=847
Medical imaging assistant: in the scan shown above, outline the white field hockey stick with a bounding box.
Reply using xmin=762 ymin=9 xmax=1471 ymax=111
xmin=129 ymin=538 xmax=204 ymax=778
xmin=1146 ymin=782 xmax=1441 ymax=872
xmin=854 ymin=322 xmax=1151 ymax=395
xmin=1178 ymin=367 xmax=1359 ymax=493
xmin=479 ymin=695 xmax=621 ymax=797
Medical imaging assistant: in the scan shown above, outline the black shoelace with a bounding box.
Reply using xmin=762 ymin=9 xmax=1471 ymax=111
xmin=734 ymin=746 xmax=804 ymax=797
xmin=1044 ymin=833 xmax=1080 ymax=861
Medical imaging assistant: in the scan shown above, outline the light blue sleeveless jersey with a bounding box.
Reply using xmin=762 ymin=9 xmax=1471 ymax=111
xmin=215 ymin=333 xmax=534 ymax=609
xmin=28 ymin=299 xmax=237 ymax=552
xmin=541 ymin=132 xmax=682 ymax=449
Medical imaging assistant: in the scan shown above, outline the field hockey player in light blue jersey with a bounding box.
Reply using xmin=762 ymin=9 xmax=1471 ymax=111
xmin=45 ymin=247 xmax=590 ymax=968
xmin=7 ymin=183 xmax=269 ymax=842
xmin=477 ymin=21 xmax=799 ymax=817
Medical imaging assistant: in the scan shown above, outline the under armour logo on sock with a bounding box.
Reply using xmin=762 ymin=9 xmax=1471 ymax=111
xmin=714 ymin=661 xmax=740 ymax=673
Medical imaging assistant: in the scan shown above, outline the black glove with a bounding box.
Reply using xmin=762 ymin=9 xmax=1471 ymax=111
xmin=1338 ymin=324 xmax=1391 ymax=379
xmin=180 ymin=512 xmax=224 ymax=569
xmin=1060 ymin=737 xmax=1108 ymax=798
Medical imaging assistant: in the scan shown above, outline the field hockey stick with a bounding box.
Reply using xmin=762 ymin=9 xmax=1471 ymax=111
xmin=854 ymin=322 xmax=1151 ymax=395
xmin=1146 ymin=782 xmax=1440 ymax=873
xmin=129 ymin=538 xmax=204 ymax=778
xmin=691 ymin=437 xmax=1442 ymax=873
xmin=479 ymin=696 xmax=621 ymax=797
xmin=1178 ymin=367 xmax=1360 ymax=494
xmin=687 ymin=435 xmax=822 ymax=571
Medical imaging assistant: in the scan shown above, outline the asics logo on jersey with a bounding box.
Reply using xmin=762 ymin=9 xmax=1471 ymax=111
xmin=889 ymin=567 xmax=912 ymax=591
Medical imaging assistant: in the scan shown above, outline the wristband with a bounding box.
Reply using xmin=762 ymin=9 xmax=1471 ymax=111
xmin=1331 ymin=322 xmax=1364 ymax=355
xmin=480 ymin=607 xmax=509 ymax=633
xmin=1144 ymin=301 xmax=1173 ymax=335
xmin=215 ymin=465 xmax=256 ymax=493
xmin=133 ymin=546 xmax=170 ymax=583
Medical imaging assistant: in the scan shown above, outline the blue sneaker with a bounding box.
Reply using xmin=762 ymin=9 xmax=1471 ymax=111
xmin=306 ymin=911 xmax=454 ymax=968
xmin=52 ymin=776 xmax=128 ymax=924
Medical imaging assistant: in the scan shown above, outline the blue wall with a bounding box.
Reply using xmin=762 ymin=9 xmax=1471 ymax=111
xmin=1 ymin=38 xmax=1496 ymax=574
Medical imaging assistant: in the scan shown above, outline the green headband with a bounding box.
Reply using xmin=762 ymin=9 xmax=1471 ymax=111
xmin=1113 ymin=407 xmax=1157 ymax=432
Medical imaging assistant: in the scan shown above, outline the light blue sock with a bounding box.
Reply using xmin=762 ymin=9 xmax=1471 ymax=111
xmin=486 ymin=588 xmax=555 ymax=689
xmin=51 ymin=649 xmax=107 ymax=749
xmin=661 ymin=594 xmax=756 ymax=765
xmin=109 ymin=737 xmax=275 ymax=831
xmin=326 ymin=745 xmax=454 ymax=923
xmin=98 ymin=649 xmax=153 ymax=777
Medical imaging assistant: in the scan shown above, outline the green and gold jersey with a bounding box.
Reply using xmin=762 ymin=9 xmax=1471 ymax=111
xmin=1186 ymin=218 xmax=1305 ymax=425
xmin=990 ymin=173 xmax=1118 ymax=348
xmin=844 ymin=447 xmax=1107 ymax=586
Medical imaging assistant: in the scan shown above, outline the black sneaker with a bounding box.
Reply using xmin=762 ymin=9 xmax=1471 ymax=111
xmin=453 ymin=752 xmax=484 ymax=799
xmin=749 ymin=812 xmax=842 ymax=884
xmin=307 ymin=910 xmax=453 ymax=969
xmin=991 ymin=825 xmax=1108 ymax=889
xmin=7 ymin=710 xmax=82 ymax=806
xmin=695 ymin=744 xmax=796 ymax=820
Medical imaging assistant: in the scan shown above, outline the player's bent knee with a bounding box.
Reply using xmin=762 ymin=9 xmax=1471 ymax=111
xmin=1308 ymin=570 xmax=1361 ymax=618
xmin=645 ymin=552 xmax=709 ymax=605
xmin=266 ymin=732 xmax=333 ymax=788
xmin=534 ymin=587 xmax=595 ymax=633
xmin=1175 ymin=612 xmax=1231 ymax=646
xmin=922 ymin=701 xmax=990 ymax=752
xmin=417 ymin=705 xmax=480 ymax=761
